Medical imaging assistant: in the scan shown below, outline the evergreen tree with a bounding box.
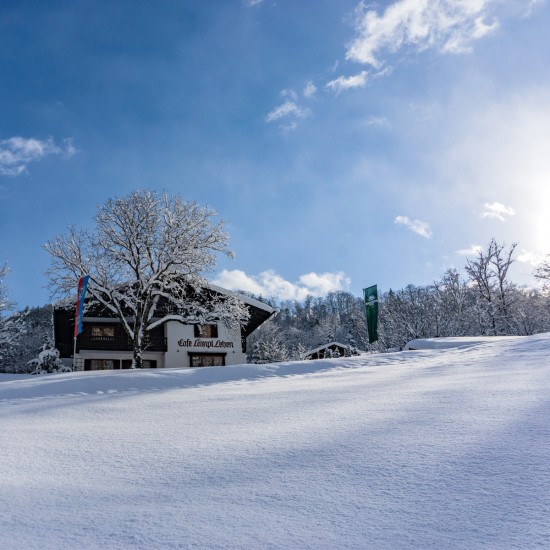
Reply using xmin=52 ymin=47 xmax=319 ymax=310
xmin=28 ymin=337 xmax=69 ymax=374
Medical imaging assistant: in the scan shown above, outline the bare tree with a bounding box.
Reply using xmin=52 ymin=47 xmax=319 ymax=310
xmin=511 ymin=288 xmax=550 ymax=335
xmin=464 ymin=239 xmax=517 ymax=335
xmin=432 ymin=268 xmax=473 ymax=336
xmin=534 ymin=256 xmax=550 ymax=289
xmin=45 ymin=191 xmax=249 ymax=368
xmin=0 ymin=262 xmax=11 ymax=316
xmin=0 ymin=263 xmax=14 ymax=363
xmin=0 ymin=263 xmax=28 ymax=370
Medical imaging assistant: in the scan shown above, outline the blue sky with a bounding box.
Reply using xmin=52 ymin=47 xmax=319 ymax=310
xmin=1 ymin=0 xmax=550 ymax=307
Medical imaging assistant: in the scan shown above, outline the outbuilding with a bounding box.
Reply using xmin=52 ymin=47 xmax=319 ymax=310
xmin=304 ymin=342 xmax=351 ymax=360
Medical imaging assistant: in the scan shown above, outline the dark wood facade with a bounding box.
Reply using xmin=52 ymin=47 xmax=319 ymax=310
xmin=54 ymin=309 xmax=166 ymax=358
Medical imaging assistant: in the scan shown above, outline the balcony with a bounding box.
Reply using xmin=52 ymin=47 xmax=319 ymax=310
xmin=76 ymin=334 xmax=167 ymax=353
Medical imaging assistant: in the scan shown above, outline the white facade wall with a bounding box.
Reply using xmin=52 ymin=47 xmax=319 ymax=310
xmin=164 ymin=321 xmax=246 ymax=368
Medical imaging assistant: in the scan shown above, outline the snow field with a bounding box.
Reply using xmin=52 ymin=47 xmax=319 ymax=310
xmin=1 ymin=334 xmax=549 ymax=549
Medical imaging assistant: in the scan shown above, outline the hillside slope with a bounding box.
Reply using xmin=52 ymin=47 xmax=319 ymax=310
xmin=1 ymin=334 xmax=549 ymax=549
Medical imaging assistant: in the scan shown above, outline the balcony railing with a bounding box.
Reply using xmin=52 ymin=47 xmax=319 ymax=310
xmin=76 ymin=335 xmax=167 ymax=352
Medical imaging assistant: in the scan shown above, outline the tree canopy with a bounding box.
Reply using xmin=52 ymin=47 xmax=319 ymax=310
xmin=45 ymin=191 xmax=249 ymax=368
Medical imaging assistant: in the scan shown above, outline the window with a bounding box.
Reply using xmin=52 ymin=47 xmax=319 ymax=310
xmin=91 ymin=325 xmax=115 ymax=338
xmin=189 ymin=354 xmax=225 ymax=367
xmin=194 ymin=324 xmax=218 ymax=338
xmin=121 ymin=360 xmax=157 ymax=369
xmin=85 ymin=359 xmax=117 ymax=371
xmin=85 ymin=359 xmax=157 ymax=370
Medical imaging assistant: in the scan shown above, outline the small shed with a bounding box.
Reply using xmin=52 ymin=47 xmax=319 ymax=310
xmin=304 ymin=342 xmax=350 ymax=360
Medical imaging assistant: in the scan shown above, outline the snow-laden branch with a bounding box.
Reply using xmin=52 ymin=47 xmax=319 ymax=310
xmin=44 ymin=190 xmax=249 ymax=368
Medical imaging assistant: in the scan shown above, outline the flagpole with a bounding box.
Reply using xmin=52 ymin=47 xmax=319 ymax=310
xmin=73 ymin=274 xmax=90 ymax=371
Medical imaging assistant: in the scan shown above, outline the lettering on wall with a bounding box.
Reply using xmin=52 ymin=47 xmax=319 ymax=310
xmin=178 ymin=339 xmax=234 ymax=349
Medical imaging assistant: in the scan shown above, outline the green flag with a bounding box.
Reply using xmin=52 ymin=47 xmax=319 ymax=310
xmin=363 ymin=285 xmax=379 ymax=344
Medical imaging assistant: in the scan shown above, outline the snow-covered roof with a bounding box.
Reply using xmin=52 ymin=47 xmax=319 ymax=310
xmin=305 ymin=342 xmax=349 ymax=356
xmin=55 ymin=281 xmax=276 ymax=316
xmin=54 ymin=280 xmax=277 ymax=345
xmin=206 ymin=282 xmax=276 ymax=315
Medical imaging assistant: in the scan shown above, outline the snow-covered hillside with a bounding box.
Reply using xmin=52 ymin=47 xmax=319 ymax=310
xmin=1 ymin=334 xmax=549 ymax=549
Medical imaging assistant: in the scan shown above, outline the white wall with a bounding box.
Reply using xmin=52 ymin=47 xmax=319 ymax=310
xmin=164 ymin=321 xmax=246 ymax=368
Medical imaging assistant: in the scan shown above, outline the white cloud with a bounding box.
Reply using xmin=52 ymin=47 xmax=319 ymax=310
xmin=456 ymin=245 xmax=483 ymax=256
xmin=0 ymin=136 xmax=76 ymax=176
xmin=281 ymin=121 xmax=298 ymax=132
xmin=524 ymin=0 xmax=546 ymax=18
xmin=372 ymin=66 xmax=394 ymax=79
xmin=326 ymin=71 xmax=368 ymax=94
xmin=303 ymin=81 xmax=317 ymax=98
xmin=480 ymin=202 xmax=516 ymax=222
xmin=517 ymin=249 xmax=544 ymax=267
xmin=266 ymin=84 xmax=316 ymax=127
xmin=265 ymin=101 xmax=308 ymax=123
xmin=297 ymin=272 xmax=351 ymax=296
xmin=213 ymin=269 xmax=351 ymax=300
xmin=394 ymin=215 xmax=432 ymax=238
xmin=281 ymin=88 xmax=298 ymax=101
xmin=346 ymin=0 xmax=499 ymax=68
xmin=366 ymin=115 xmax=390 ymax=127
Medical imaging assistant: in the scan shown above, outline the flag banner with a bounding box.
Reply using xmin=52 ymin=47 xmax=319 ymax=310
xmin=363 ymin=284 xmax=379 ymax=344
xmin=74 ymin=275 xmax=90 ymax=338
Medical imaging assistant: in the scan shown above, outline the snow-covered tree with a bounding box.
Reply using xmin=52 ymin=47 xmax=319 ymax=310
xmin=289 ymin=342 xmax=308 ymax=361
xmin=0 ymin=305 xmax=54 ymax=373
xmin=534 ymin=256 xmax=550 ymax=290
xmin=378 ymin=285 xmax=439 ymax=348
xmin=431 ymin=269 xmax=466 ymax=336
xmin=247 ymin=321 xmax=289 ymax=363
xmin=28 ymin=338 xmax=69 ymax=374
xmin=242 ymin=262 xmax=550 ymax=360
xmin=45 ymin=191 xmax=250 ymax=368
xmin=511 ymin=288 xmax=550 ymax=335
xmin=0 ymin=263 xmax=27 ymax=369
xmin=0 ymin=262 xmax=11 ymax=315
xmin=345 ymin=331 xmax=359 ymax=356
xmin=0 ymin=311 xmax=28 ymax=370
xmin=465 ymin=239 xmax=517 ymax=335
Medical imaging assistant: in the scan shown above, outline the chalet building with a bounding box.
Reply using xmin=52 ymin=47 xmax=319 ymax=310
xmin=54 ymin=285 xmax=276 ymax=370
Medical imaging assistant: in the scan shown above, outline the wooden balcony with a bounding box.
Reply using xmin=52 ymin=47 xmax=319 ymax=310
xmin=75 ymin=334 xmax=167 ymax=353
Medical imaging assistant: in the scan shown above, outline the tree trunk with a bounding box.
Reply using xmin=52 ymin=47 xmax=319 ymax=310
xmin=132 ymin=345 xmax=142 ymax=369
xmin=132 ymin=318 xmax=143 ymax=369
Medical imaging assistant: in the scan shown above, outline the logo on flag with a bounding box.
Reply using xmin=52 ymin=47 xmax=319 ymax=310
xmin=363 ymin=284 xmax=379 ymax=344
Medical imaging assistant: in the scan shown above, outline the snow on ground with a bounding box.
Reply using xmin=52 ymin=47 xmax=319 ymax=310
xmin=1 ymin=334 xmax=550 ymax=549
xmin=403 ymin=335 xmax=520 ymax=350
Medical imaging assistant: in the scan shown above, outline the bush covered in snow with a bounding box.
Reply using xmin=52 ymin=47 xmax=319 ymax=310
xmin=29 ymin=340 xmax=71 ymax=375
